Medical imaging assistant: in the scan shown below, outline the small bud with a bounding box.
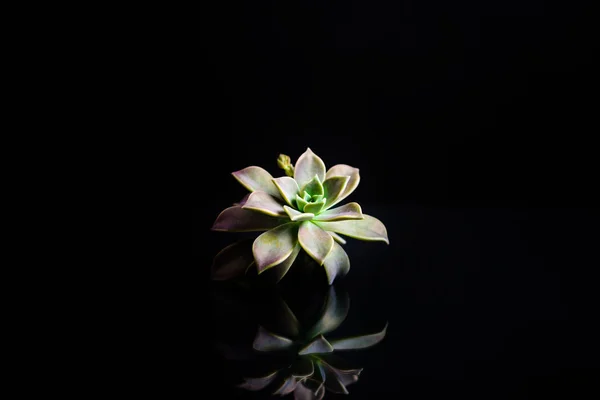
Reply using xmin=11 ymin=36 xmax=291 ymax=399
xmin=277 ymin=154 xmax=294 ymax=177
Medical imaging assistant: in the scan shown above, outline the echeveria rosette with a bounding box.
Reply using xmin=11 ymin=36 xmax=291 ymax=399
xmin=211 ymin=148 xmax=389 ymax=284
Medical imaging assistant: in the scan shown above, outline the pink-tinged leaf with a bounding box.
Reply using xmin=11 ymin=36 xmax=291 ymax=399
xmin=298 ymin=335 xmax=334 ymax=355
xmin=212 ymin=206 xmax=285 ymax=232
xmin=238 ymin=371 xmax=278 ymax=391
xmin=253 ymin=223 xmax=300 ymax=272
xmin=329 ymin=322 xmax=388 ymax=350
xmin=284 ymin=205 xmax=315 ymax=222
xmin=232 ymin=166 xmax=283 ymax=200
xmin=298 ymin=221 xmax=334 ymax=266
xmin=325 ymin=164 xmax=360 ymax=207
xmin=291 ymin=358 xmax=314 ymax=378
xmin=253 ymin=326 xmax=294 ymax=351
xmin=322 ymin=242 xmax=351 ymax=285
xmin=272 ymin=176 xmax=300 ymax=207
xmin=270 ymin=243 xmax=301 ymax=283
xmin=333 ymin=371 xmax=360 ymax=387
xmin=294 ymin=148 xmax=326 ymax=190
xmin=316 ymin=353 xmax=363 ymax=374
xmin=211 ymin=239 xmax=254 ymax=280
xmin=273 ymin=376 xmax=299 ymax=395
xmin=313 ymin=202 xmax=364 ymax=222
xmin=317 ymin=355 xmax=362 ymax=387
xmin=322 ymin=176 xmax=349 ymax=209
xmin=327 ymin=231 xmax=347 ymax=245
xmin=313 ymin=214 xmax=389 ymax=244
xmin=306 ymin=285 xmax=350 ymax=337
xmin=242 ymin=191 xmax=287 ymax=217
xmin=320 ymin=363 xmax=349 ymax=394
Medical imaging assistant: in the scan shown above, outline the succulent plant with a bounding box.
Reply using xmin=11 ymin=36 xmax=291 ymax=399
xmin=212 ymin=148 xmax=389 ymax=284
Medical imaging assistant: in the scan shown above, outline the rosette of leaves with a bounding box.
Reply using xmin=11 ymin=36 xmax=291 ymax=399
xmin=212 ymin=148 xmax=389 ymax=284
xmin=237 ymin=286 xmax=388 ymax=399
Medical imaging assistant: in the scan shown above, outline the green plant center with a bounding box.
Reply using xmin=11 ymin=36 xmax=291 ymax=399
xmin=296 ymin=189 xmax=326 ymax=214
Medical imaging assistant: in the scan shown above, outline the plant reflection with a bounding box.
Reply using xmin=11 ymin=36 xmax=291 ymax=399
xmin=211 ymin=241 xmax=388 ymax=399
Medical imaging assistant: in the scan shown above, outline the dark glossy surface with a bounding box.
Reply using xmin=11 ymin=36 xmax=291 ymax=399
xmin=197 ymin=206 xmax=598 ymax=399
xmin=199 ymin=1 xmax=598 ymax=397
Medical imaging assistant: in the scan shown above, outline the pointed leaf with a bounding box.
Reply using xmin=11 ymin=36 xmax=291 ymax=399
xmin=270 ymin=243 xmax=302 ymax=283
xmin=313 ymin=202 xmax=363 ymax=222
xmin=306 ymin=285 xmax=350 ymax=337
xmin=298 ymin=335 xmax=334 ymax=355
xmin=295 ymin=194 xmax=308 ymax=212
xmin=333 ymin=371 xmax=360 ymax=387
xmin=273 ymin=376 xmax=299 ymax=396
xmin=315 ymin=353 xmax=363 ymax=374
xmin=298 ymin=222 xmax=334 ymax=265
xmin=303 ymin=198 xmax=326 ymax=214
xmin=291 ymin=358 xmax=314 ymax=378
xmin=238 ymin=371 xmax=278 ymax=391
xmin=294 ymin=148 xmax=326 ymax=190
xmin=284 ymin=206 xmax=315 ymax=222
xmin=322 ymin=176 xmax=350 ymax=209
xmin=232 ymin=166 xmax=282 ymax=199
xmin=302 ymin=175 xmax=324 ymax=197
xmin=322 ymin=242 xmax=351 ymax=285
xmin=242 ymin=191 xmax=287 ymax=217
xmin=327 ymin=231 xmax=347 ymax=245
xmin=330 ymin=322 xmax=388 ymax=350
xmin=212 ymin=206 xmax=285 ymax=232
xmin=303 ymin=191 xmax=312 ymax=202
xmin=253 ymin=223 xmax=300 ymax=272
xmin=321 ymin=363 xmax=349 ymax=394
xmin=317 ymin=355 xmax=362 ymax=387
xmin=311 ymin=195 xmax=323 ymax=202
xmin=272 ymin=177 xmax=300 ymax=207
xmin=211 ymin=239 xmax=254 ymax=280
xmin=325 ymin=164 xmax=360 ymax=207
xmin=313 ymin=214 xmax=389 ymax=244
xmin=253 ymin=326 xmax=294 ymax=351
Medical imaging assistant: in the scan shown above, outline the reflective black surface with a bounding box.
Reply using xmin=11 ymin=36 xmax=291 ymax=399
xmin=198 ymin=1 xmax=598 ymax=396
xmin=197 ymin=206 xmax=598 ymax=399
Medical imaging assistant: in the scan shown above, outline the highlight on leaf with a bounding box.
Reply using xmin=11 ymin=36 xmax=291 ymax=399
xmin=211 ymin=147 xmax=390 ymax=285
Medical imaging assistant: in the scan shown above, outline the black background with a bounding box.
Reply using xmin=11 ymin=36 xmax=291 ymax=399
xmin=197 ymin=1 xmax=598 ymax=398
